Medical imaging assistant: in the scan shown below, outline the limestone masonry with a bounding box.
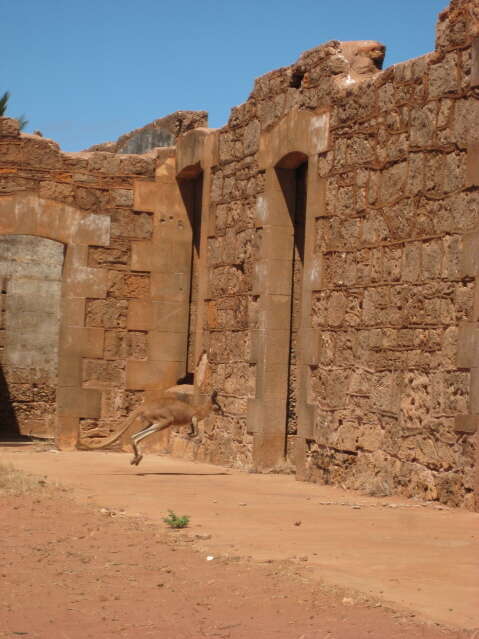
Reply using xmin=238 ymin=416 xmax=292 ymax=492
xmin=1 ymin=0 xmax=479 ymax=510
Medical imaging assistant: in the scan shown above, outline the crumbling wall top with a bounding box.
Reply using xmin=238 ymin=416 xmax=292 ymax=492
xmin=436 ymin=0 xmax=479 ymax=50
xmin=86 ymin=110 xmax=208 ymax=154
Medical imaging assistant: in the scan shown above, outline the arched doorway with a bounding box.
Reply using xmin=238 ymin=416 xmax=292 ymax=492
xmin=0 ymin=192 xmax=111 ymax=449
xmin=275 ymin=153 xmax=308 ymax=462
xmin=247 ymin=109 xmax=330 ymax=473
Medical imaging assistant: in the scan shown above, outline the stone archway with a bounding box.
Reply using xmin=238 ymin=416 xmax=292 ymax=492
xmin=0 ymin=192 xmax=111 ymax=448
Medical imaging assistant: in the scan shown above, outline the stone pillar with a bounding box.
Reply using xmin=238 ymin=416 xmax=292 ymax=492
xmin=248 ymin=109 xmax=330 ymax=473
xmin=128 ymin=152 xmax=190 ymax=392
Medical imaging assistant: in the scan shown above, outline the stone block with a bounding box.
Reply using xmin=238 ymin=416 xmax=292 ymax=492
xmin=148 ymin=330 xmax=188 ymax=362
xmin=56 ymin=388 xmax=102 ymax=418
xmin=85 ymin=299 xmax=128 ymax=329
xmin=111 ymin=209 xmax=153 ymax=240
xmin=155 ymin=156 xmax=176 ymax=182
xmin=0 ymin=117 xmax=20 ymax=137
xmin=255 ymin=360 xmax=289 ymax=399
xmin=82 ymin=359 xmax=126 ymax=387
xmin=471 ymin=37 xmax=479 ymax=88
xmin=104 ymin=330 xmax=147 ymax=360
xmin=454 ymin=415 xmax=479 ymax=434
xmin=150 ymin=271 xmax=189 ymax=302
xmin=57 ymin=355 xmax=82 ymax=386
xmin=38 ymin=180 xmax=74 ymax=203
xmin=127 ymin=300 xmax=153 ymax=330
xmin=131 ymin=241 xmax=153 ymax=271
xmin=111 ymin=189 xmax=134 ymax=207
xmin=252 ymin=400 xmax=288 ymax=470
xmin=126 ymin=360 xmax=184 ymax=390
xmin=107 ymin=271 xmax=149 ymax=299
xmin=133 ymin=180 xmax=160 ymax=212
xmin=176 ymin=128 xmax=210 ymax=176
xmin=0 ymin=197 xmax=16 ymax=235
xmin=74 ymin=186 xmax=109 ymax=211
xmin=249 ymin=329 xmax=290 ymax=365
xmin=55 ymin=415 xmax=80 ymax=450
xmin=253 ymin=259 xmax=292 ymax=296
xmin=466 ymin=142 xmax=479 ymax=187
xmin=132 ymin=238 xmax=191 ymax=274
xmin=428 ymin=53 xmax=458 ymax=98
xmin=258 ymin=294 xmax=292 ymax=331
xmin=460 ymin=231 xmax=479 ymax=277
xmin=380 ymin=161 xmax=407 ymax=203
xmin=74 ymin=212 xmax=110 ymax=247
xmin=297 ymin=402 xmax=315 ymax=439
xmin=63 ymin=263 xmax=109 ymax=299
xmin=258 ymin=109 xmax=329 ymax=169
xmin=302 ymin=328 xmax=320 ymax=365
xmin=59 ymin=326 xmax=104 ymax=359
xmin=246 ymin=398 xmax=261 ymax=434
xmin=457 ymin=322 xmax=479 ymax=368
xmin=88 ymin=243 xmax=130 ymax=270
xmin=470 ymin=367 xmax=479 ymax=414
xmin=255 ymin=178 xmax=290 ymax=228
xmin=260 ymin=225 xmax=294 ymax=260
xmin=152 ymin=301 xmax=189 ymax=332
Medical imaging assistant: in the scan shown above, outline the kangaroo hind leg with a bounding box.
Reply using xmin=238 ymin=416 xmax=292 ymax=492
xmin=130 ymin=416 xmax=173 ymax=466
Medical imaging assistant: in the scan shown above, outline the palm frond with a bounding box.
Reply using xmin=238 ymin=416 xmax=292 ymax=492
xmin=0 ymin=91 xmax=10 ymax=116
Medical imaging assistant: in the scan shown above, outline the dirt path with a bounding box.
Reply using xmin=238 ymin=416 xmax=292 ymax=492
xmin=1 ymin=444 xmax=478 ymax=636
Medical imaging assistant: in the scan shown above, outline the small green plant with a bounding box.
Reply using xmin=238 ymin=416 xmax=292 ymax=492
xmin=163 ymin=509 xmax=190 ymax=529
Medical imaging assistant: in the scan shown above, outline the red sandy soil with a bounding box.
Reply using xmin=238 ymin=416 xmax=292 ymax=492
xmin=0 ymin=485 xmax=474 ymax=639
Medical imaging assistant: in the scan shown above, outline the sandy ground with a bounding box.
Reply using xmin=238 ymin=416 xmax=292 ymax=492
xmin=1 ymin=444 xmax=478 ymax=638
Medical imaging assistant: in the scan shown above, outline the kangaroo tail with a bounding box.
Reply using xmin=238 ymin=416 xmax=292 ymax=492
xmin=79 ymin=406 xmax=144 ymax=450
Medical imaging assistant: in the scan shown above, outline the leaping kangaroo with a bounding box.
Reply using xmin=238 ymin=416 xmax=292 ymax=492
xmin=81 ymin=353 xmax=222 ymax=466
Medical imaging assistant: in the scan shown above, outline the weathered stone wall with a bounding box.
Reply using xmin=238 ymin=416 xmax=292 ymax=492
xmin=174 ymin=0 xmax=479 ymax=509
xmin=0 ymin=0 xmax=478 ymax=510
xmin=0 ymin=120 xmax=157 ymax=446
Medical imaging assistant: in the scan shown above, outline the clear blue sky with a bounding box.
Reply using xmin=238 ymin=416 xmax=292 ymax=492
xmin=2 ymin=0 xmax=446 ymax=151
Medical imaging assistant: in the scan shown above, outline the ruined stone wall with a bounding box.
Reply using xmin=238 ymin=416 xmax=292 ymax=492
xmin=307 ymin=53 xmax=475 ymax=508
xmin=183 ymin=0 xmax=479 ymax=509
xmin=0 ymin=119 xmax=156 ymax=444
xmin=1 ymin=0 xmax=478 ymax=510
xmin=86 ymin=111 xmax=208 ymax=154
xmin=303 ymin=5 xmax=479 ymax=509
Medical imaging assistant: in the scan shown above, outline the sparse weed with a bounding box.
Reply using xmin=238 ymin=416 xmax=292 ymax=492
xmin=163 ymin=509 xmax=190 ymax=529
xmin=0 ymin=461 xmax=47 ymax=495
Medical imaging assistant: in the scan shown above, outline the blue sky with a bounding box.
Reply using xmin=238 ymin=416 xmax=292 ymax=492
xmin=2 ymin=0 xmax=446 ymax=151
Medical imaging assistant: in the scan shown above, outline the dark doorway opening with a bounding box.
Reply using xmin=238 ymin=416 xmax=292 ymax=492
xmin=178 ymin=170 xmax=204 ymax=379
xmin=275 ymin=156 xmax=308 ymax=461
xmin=0 ymin=365 xmax=29 ymax=442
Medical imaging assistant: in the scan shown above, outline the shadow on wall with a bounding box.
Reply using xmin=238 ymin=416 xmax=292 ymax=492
xmin=0 ymin=365 xmax=29 ymax=442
